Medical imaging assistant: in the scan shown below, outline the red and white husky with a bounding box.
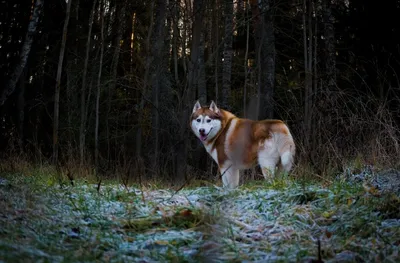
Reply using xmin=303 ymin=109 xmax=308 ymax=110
xmin=190 ymin=100 xmax=296 ymax=188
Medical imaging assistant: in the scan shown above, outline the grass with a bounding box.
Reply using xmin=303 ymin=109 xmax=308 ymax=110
xmin=0 ymin=166 xmax=399 ymax=262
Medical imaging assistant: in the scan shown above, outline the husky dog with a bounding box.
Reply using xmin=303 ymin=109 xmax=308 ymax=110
xmin=190 ymin=100 xmax=295 ymax=188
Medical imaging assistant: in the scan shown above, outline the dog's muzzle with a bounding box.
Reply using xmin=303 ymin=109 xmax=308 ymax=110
xmin=199 ymin=128 xmax=212 ymax=141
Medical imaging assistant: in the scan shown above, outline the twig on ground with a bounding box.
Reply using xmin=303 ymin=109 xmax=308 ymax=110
xmin=66 ymin=169 xmax=74 ymax=186
xmin=97 ymin=179 xmax=102 ymax=193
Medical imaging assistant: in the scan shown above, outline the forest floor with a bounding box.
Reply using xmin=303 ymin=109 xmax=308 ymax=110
xmin=0 ymin=167 xmax=399 ymax=263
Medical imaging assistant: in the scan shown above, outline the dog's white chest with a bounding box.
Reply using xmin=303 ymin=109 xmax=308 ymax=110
xmin=204 ymin=144 xmax=218 ymax=163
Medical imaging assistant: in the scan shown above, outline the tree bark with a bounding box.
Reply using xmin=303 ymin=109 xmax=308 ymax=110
xmin=303 ymin=0 xmax=313 ymax=147
xmin=188 ymin=0 xmax=204 ymax=92
xmin=176 ymin=0 xmax=204 ymax=183
xmin=250 ymin=0 xmax=275 ymax=120
xmin=243 ymin=1 xmax=250 ymax=117
xmin=79 ymin=0 xmax=98 ymax=167
xmin=53 ymin=0 xmax=72 ymax=165
xmin=197 ymin=31 xmax=207 ymax=104
xmin=0 ymin=0 xmax=43 ymax=106
xmin=213 ymin=0 xmax=220 ymax=103
xmin=95 ymin=0 xmax=105 ymax=173
xmin=312 ymin=6 xmax=318 ymax=150
xmin=17 ymin=67 xmax=27 ymax=151
xmin=323 ymin=0 xmax=336 ymax=91
xmin=172 ymin=0 xmax=180 ymax=87
xmin=106 ymin=0 xmax=126 ymax=163
xmin=151 ymin=0 xmax=167 ymax=175
xmin=136 ymin=1 xmax=153 ymax=160
xmin=221 ymin=0 xmax=233 ymax=109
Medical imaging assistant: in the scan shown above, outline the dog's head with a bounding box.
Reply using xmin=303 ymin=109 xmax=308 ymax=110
xmin=190 ymin=100 xmax=222 ymax=143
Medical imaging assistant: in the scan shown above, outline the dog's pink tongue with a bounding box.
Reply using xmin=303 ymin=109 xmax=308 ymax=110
xmin=200 ymin=134 xmax=207 ymax=141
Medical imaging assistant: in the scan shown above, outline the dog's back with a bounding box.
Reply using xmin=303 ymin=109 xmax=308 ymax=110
xmin=225 ymin=118 xmax=295 ymax=172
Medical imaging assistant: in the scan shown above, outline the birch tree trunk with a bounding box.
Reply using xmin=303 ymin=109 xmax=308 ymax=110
xmin=80 ymin=0 xmax=98 ymax=167
xmin=0 ymin=0 xmax=43 ymax=106
xmin=95 ymin=0 xmax=105 ymax=173
xmin=53 ymin=0 xmax=72 ymax=165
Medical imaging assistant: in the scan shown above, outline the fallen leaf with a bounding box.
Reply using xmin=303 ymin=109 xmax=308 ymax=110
xmin=362 ymin=182 xmax=380 ymax=196
xmin=179 ymin=208 xmax=193 ymax=217
xmin=325 ymin=229 xmax=333 ymax=238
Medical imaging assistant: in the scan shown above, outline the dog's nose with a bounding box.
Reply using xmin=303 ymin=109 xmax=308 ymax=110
xmin=199 ymin=128 xmax=205 ymax=134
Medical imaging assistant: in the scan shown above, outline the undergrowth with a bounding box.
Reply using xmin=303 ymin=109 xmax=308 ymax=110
xmin=0 ymin=161 xmax=399 ymax=262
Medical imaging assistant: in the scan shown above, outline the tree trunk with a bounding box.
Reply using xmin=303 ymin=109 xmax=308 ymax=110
xmin=213 ymin=0 xmax=220 ymax=103
xmin=181 ymin=1 xmax=188 ymax=75
xmin=172 ymin=0 xmax=180 ymax=87
xmin=221 ymin=0 xmax=233 ymax=109
xmin=323 ymin=0 xmax=336 ymax=91
xmin=79 ymin=0 xmax=97 ymax=167
xmin=17 ymin=67 xmax=27 ymax=151
xmin=197 ymin=31 xmax=207 ymax=104
xmin=66 ymin=63 xmax=74 ymax=158
xmin=136 ymin=1 xmax=153 ymax=160
xmin=303 ymin=0 xmax=313 ymax=147
xmin=243 ymin=1 xmax=250 ymax=117
xmin=53 ymin=0 xmax=73 ymax=165
xmin=151 ymin=0 xmax=167 ymax=175
xmin=250 ymin=0 xmax=275 ymax=120
xmin=95 ymin=0 xmax=105 ymax=173
xmin=176 ymin=0 xmax=204 ymax=183
xmin=312 ymin=8 xmax=318 ymax=150
xmin=106 ymin=0 xmax=126 ymax=163
xmin=187 ymin=0 xmax=203 ymax=91
xmin=0 ymin=0 xmax=43 ymax=106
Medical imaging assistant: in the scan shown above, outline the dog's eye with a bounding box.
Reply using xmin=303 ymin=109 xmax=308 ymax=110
xmin=206 ymin=119 xmax=211 ymax=123
xmin=196 ymin=119 xmax=201 ymax=123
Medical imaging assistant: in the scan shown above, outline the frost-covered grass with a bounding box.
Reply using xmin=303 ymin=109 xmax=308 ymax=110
xmin=0 ymin=171 xmax=399 ymax=262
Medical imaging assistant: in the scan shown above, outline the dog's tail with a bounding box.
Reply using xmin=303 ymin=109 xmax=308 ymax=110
xmin=275 ymin=126 xmax=296 ymax=173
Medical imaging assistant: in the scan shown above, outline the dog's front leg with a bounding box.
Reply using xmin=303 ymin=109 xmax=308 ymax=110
xmin=220 ymin=163 xmax=239 ymax=189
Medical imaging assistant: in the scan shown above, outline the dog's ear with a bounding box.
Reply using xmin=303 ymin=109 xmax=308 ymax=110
xmin=192 ymin=100 xmax=201 ymax=113
xmin=209 ymin=101 xmax=220 ymax=114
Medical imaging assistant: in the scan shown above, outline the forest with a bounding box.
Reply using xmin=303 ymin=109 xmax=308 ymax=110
xmin=1 ymin=0 xmax=400 ymax=182
xmin=0 ymin=0 xmax=400 ymax=262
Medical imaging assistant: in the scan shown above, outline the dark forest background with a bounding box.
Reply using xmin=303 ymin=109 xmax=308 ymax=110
xmin=1 ymin=0 xmax=399 ymax=184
